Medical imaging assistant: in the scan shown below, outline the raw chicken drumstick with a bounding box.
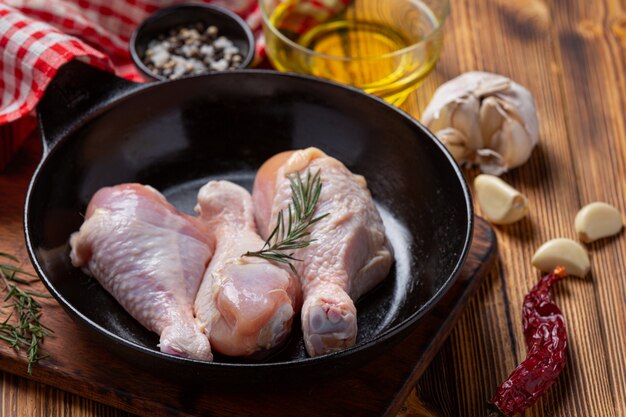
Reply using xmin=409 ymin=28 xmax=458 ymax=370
xmin=194 ymin=181 xmax=300 ymax=357
xmin=253 ymin=148 xmax=394 ymax=356
xmin=70 ymin=184 xmax=213 ymax=360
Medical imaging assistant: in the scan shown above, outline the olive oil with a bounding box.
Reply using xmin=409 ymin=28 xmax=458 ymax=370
xmin=264 ymin=0 xmax=444 ymax=105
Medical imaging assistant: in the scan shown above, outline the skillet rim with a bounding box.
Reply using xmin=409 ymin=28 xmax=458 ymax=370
xmin=24 ymin=69 xmax=474 ymax=370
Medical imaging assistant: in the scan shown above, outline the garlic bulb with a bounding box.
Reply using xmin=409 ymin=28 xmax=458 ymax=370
xmin=422 ymin=72 xmax=539 ymax=175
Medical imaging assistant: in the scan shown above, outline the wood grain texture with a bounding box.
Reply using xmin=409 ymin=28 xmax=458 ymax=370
xmin=0 ymin=135 xmax=496 ymax=417
xmin=551 ymin=0 xmax=626 ymax=413
xmin=407 ymin=0 xmax=626 ymax=415
xmin=0 ymin=0 xmax=625 ymax=414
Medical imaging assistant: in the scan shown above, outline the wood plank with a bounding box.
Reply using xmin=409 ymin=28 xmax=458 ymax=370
xmin=407 ymin=0 xmax=622 ymax=415
xmin=549 ymin=0 xmax=626 ymax=412
xmin=1 ymin=373 xmax=131 ymax=417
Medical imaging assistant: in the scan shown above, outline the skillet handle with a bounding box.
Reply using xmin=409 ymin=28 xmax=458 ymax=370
xmin=37 ymin=59 xmax=144 ymax=154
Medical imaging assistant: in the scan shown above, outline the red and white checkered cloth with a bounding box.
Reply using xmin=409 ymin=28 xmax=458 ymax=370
xmin=0 ymin=0 xmax=261 ymax=125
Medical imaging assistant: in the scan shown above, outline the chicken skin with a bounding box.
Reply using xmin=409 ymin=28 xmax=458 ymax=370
xmin=69 ymin=184 xmax=213 ymax=360
xmin=194 ymin=181 xmax=300 ymax=357
xmin=253 ymin=148 xmax=394 ymax=356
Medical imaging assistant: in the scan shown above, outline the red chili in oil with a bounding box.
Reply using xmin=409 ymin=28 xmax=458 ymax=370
xmin=489 ymin=266 xmax=568 ymax=416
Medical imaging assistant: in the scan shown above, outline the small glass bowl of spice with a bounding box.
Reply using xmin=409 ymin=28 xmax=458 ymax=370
xmin=130 ymin=4 xmax=255 ymax=81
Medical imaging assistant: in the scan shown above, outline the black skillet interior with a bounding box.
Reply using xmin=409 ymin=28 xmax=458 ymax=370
xmin=26 ymin=62 xmax=472 ymax=381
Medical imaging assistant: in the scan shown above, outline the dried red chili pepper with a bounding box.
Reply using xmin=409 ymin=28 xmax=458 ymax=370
xmin=488 ymin=266 xmax=568 ymax=416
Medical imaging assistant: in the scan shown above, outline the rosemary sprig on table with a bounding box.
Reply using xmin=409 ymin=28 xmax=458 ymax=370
xmin=244 ymin=169 xmax=329 ymax=274
xmin=0 ymin=253 xmax=52 ymax=374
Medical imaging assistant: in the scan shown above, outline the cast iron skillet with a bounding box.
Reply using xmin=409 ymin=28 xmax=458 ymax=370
xmin=25 ymin=60 xmax=472 ymax=382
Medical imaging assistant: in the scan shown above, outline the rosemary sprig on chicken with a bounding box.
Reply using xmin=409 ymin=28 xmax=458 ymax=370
xmin=0 ymin=253 xmax=53 ymax=374
xmin=244 ymin=169 xmax=328 ymax=273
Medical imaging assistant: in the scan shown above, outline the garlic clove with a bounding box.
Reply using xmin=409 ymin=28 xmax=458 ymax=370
xmin=474 ymin=174 xmax=529 ymax=224
xmin=425 ymin=98 xmax=455 ymax=133
xmin=479 ymin=96 xmax=507 ymax=147
xmin=435 ymin=128 xmax=469 ymax=161
xmin=449 ymin=95 xmax=483 ymax=154
xmin=479 ymin=96 xmax=536 ymax=172
xmin=532 ymin=238 xmax=591 ymax=278
xmin=575 ymin=202 xmax=624 ymax=243
xmin=532 ymin=238 xmax=590 ymax=277
xmin=423 ymin=92 xmax=482 ymax=162
xmin=492 ymin=115 xmax=535 ymax=169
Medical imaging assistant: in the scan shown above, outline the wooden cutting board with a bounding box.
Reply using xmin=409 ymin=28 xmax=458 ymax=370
xmin=0 ymin=139 xmax=497 ymax=417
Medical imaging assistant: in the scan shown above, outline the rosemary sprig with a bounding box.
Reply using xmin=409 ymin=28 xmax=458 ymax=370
xmin=244 ymin=169 xmax=329 ymax=274
xmin=0 ymin=253 xmax=53 ymax=374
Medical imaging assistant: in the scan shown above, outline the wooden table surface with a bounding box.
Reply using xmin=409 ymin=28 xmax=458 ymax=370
xmin=1 ymin=0 xmax=625 ymax=415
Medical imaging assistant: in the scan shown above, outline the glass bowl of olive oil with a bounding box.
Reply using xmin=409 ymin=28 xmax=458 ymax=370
xmin=259 ymin=0 xmax=450 ymax=105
